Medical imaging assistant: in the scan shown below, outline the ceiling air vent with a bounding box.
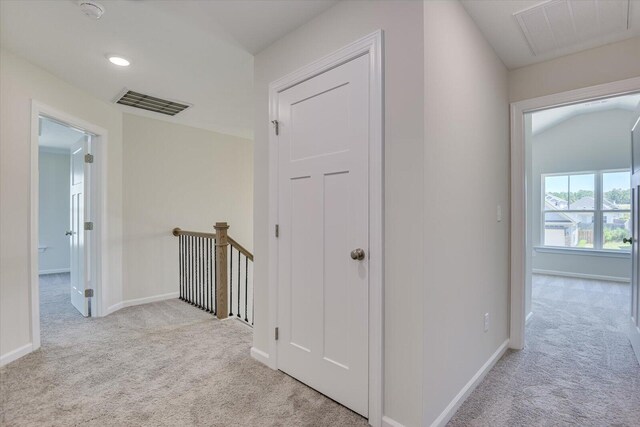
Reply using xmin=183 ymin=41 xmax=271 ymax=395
xmin=115 ymin=90 xmax=191 ymax=116
xmin=514 ymin=0 xmax=630 ymax=56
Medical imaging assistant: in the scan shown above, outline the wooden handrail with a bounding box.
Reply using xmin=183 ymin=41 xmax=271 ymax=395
xmin=228 ymin=236 xmax=254 ymax=261
xmin=173 ymin=223 xmax=253 ymax=322
xmin=172 ymin=228 xmax=216 ymax=239
xmin=172 ymin=228 xmax=253 ymax=260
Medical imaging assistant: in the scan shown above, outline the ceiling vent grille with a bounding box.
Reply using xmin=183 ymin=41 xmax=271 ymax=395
xmin=115 ymin=90 xmax=191 ymax=116
xmin=514 ymin=0 xmax=630 ymax=56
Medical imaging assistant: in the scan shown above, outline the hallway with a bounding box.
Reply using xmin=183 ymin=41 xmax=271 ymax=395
xmin=0 ymin=275 xmax=366 ymax=426
xmin=449 ymin=274 xmax=640 ymax=426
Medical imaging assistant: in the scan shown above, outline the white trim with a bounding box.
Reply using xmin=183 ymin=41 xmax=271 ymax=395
xmin=105 ymin=292 xmax=179 ymax=315
xmin=106 ymin=302 xmax=124 ymax=315
xmin=532 ymin=268 xmax=630 ymax=283
xmin=429 ymin=339 xmax=510 ymax=427
xmin=30 ymin=101 xmax=109 ymax=354
xmin=250 ymin=347 xmax=270 ymax=365
xmin=381 ymin=416 xmax=405 ymax=427
xmin=0 ymin=343 xmax=34 ymax=367
xmin=39 ymin=268 xmax=71 ymax=275
xmin=534 ymin=246 xmax=630 ymax=258
xmin=629 ymin=318 xmax=640 ymax=365
xmin=526 ymin=311 xmax=534 ymax=324
xmin=121 ymin=292 xmax=179 ymax=308
xmin=267 ymin=30 xmax=384 ymax=427
xmin=510 ymin=76 xmax=640 ymax=350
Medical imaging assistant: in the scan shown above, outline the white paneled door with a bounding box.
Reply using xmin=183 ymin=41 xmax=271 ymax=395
xmin=69 ymin=136 xmax=90 ymax=317
xmin=276 ymin=54 xmax=370 ymax=416
xmin=631 ymin=104 xmax=640 ymax=364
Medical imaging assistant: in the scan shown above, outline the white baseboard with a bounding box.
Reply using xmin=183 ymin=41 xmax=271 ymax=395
xmin=629 ymin=319 xmax=640 ymax=366
xmin=526 ymin=311 xmax=534 ymax=324
xmin=105 ymin=292 xmax=179 ymax=315
xmin=382 ymin=415 xmax=405 ymax=427
xmin=429 ymin=339 xmax=510 ymax=427
xmin=533 ymin=269 xmax=630 ymax=283
xmin=251 ymin=347 xmax=270 ymax=366
xmin=121 ymin=292 xmax=179 ymax=308
xmin=39 ymin=268 xmax=70 ymax=275
xmin=106 ymin=302 xmax=123 ymax=315
xmin=0 ymin=343 xmax=33 ymax=367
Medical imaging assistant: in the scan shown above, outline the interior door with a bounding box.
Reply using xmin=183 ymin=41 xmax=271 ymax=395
xmin=69 ymin=136 xmax=90 ymax=317
xmin=276 ymin=54 xmax=370 ymax=416
xmin=631 ymin=104 xmax=640 ymax=364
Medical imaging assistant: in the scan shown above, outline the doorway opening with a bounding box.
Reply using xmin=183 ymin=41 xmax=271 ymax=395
xmin=30 ymin=102 xmax=107 ymax=352
xmin=38 ymin=115 xmax=96 ymax=326
xmin=514 ymin=88 xmax=640 ymax=367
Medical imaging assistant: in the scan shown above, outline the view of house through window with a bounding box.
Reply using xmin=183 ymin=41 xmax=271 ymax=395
xmin=543 ymin=170 xmax=631 ymax=251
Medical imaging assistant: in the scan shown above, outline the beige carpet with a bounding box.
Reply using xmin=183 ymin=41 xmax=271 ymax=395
xmin=448 ymin=274 xmax=640 ymax=426
xmin=0 ymin=274 xmax=367 ymax=426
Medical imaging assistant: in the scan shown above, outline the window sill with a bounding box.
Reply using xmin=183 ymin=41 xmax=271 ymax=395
xmin=534 ymin=246 xmax=631 ymax=258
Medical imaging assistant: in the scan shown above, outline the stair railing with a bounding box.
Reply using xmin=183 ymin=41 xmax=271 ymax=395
xmin=172 ymin=221 xmax=253 ymax=326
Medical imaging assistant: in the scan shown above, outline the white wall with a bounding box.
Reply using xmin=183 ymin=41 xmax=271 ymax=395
xmin=122 ymin=113 xmax=253 ymax=302
xmin=509 ymin=37 xmax=640 ymax=102
xmin=253 ymin=1 xmax=425 ymax=425
xmin=1 ymin=49 xmax=254 ymax=364
xmin=38 ymin=150 xmax=71 ymax=274
xmin=423 ymin=2 xmax=510 ymax=426
xmin=253 ymin=1 xmax=511 ymax=425
xmin=528 ymin=109 xmax=633 ymax=282
xmin=0 ymin=48 xmax=124 ymax=360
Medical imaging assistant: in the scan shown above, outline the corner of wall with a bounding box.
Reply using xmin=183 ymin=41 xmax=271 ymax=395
xmin=423 ymin=1 xmax=510 ymax=425
xmin=250 ymin=347 xmax=272 ymax=368
xmin=427 ymin=340 xmax=510 ymax=427
xmin=0 ymin=343 xmax=34 ymax=368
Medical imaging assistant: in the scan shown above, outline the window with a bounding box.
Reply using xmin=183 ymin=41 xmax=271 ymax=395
xmin=542 ymin=170 xmax=630 ymax=251
xmin=602 ymin=171 xmax=631 ymax=250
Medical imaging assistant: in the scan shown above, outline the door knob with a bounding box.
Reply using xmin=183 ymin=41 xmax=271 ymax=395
xmin=623 ymin=237 xmax=633 ymax=244
xmin=65 ymin=231 xmax=74 ymax=236
xmin=350 ymin=248 xmax=365 ymax=261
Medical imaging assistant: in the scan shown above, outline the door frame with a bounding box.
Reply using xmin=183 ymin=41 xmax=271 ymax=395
xmin=266 ymin=30 xmax=384 ymax=426
xmin=631 ymin=105 xmax=640 ymax=364
xmin=510 ymin=76 xmax=640 ymax=350
xmin=30 ymin=100 xmax=108 ymax=350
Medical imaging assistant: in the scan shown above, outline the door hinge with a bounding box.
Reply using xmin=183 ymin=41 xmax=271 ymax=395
xmin=275 ymin=224 xmax=279 ymax=238
xmin=84 ymin=153 xmax=94 ymax=164
xmin=275 ymin=327 xmax=279 ymax=341
xmin=271 ymin=120 xmax=279 ymax=136
xmin=84 ymin=289 xmax=94 ymax=298
xmin=84 ymin=221 xmax=94 ymax=231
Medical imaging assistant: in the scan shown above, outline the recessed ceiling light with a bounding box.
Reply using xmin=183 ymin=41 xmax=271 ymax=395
xmin=107 ymin=56 xmax=130 ymax=67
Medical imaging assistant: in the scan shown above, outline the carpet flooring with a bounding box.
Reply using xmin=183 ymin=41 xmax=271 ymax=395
xmin=448 ymin=274 xmax=640 ymax=426
xmin=0 ymin=274 xmax=367 ymax=426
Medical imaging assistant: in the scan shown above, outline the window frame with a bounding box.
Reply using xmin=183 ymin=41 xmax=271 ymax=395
xmin=541 ymin=169 xmax=631 ymax=252
xmin=600 ymin=168 xmax=632 ymax=251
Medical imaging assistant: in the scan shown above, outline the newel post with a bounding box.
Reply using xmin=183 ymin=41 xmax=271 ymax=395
xmin=214 ymin=222 xmax=229 ymax=319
